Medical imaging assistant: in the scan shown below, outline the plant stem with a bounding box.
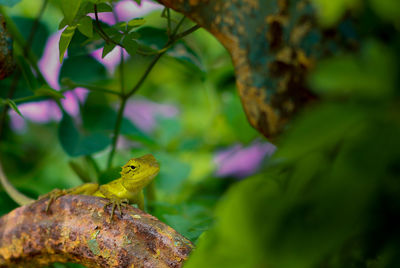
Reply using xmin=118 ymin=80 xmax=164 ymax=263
xmin=105 ymin=19 xmax=201 ymax=168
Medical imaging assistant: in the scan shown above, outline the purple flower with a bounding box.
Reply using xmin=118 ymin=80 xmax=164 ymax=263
xmin=123 ymin=99 xmax=179 ymax=133
xmin=92 ymin=0 xmax=163 ymax=25
xmin=214 ymin=141 xmax=276 ymax=179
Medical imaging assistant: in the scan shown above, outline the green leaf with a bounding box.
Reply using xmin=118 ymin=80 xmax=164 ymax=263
xmin=67 ymin=28 xmax=104 ymax=57
xmin=311 ymin=0 xmax=361 ymax=27
xmin=136 ymin=27 xmax=168 ymax=50
xmin=167 ymin=42 xmax=206 ymax=76
xmin=309 ymin=41 xmax=396 ymax=99
xmin=83 ymin=2 xmax=112 ymax=13
xmin=133 ymin=0 xmax=141 ymax=4
xmin=13 ymin=17 xmax=49 ymax=58
xmin=6 ymin=99 xmax=23 ymax=118
xmin=77 ymin=16 xmax=93 ymax=38
xmin=59 ymin=55 xmax=107 ymax=84
xmin=59 ymin=113 xmax=111 ymax=157
xmin=369 ymin=0 xmax=400 ymax=24
xmin=58 ymin=18 xmax=68 ymax=30
xmin=276 ymin=103 xmax=366 ymax=161
xmin=15 ymin=56 xmax=39 ymax=91
xmin=59 ymin=25 xmax=77 ymax=63
xmin=127 ymin=18 xmax=146 ymax=28
xmin=0 ymin=0 xmax=21 ymax=7
xmin=61 ymin=0 xmax=82 ymax=25
xmin=102 ymin=42 xmax=116 ymax=58
xmin=122 ymin=37 xmax=138 ymax=56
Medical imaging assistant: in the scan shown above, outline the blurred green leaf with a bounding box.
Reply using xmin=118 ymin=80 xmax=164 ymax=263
xmin=102 ymin=42 xmax=116 ymax=58
xmin=312 ymin=0 xmax=361 ymax=27
xmin=59 ymin=25 xmax=77 ymax=62
xmin=83 ymin=2 xmax=112 ymax=14
xmin=98 ymin=166 xmax=120 ymax=185
xmin=15 ymin=56 xmax=39 ymax=91
xmin=59 ymin=55 xmax=107 ymax=84
xmin=167 ymin=42 xmax=206 ymax=76
xmin=369 ymin=0 xmax=400 ymax=24
xmin=136 ymin=26 xmax=168 ymax=51
xmin=67 ymin=28 xmax=104 ymax=57
xmin=77 ymin=16 xmax=93 ymax=38
xmin=310 ymin=41 xmax=396 ymax=98
xmin=154 ymin=152 xmax=191 ymax=196
xmin=59 ymin=113 xmax=110 ymax=157
xmin=0 ymin=0 xmax=21 ymax=6
xmin=276 ymin=103 xmax=366 ymax=161
xmin=61 ymin=0 xmax=82 ymax=25
xmin=12 ymin=17 xmax=49 ymax=58
xmin=122 ymin=37 xmax=138 ymax=56
xmin=6 ymin=99 xmax=23 ymax=117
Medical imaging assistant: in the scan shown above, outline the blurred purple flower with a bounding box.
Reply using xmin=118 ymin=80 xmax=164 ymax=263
xmin=9 ymin=0 xmax=162 ymax=131
xmin=214 ymin=141 xmax=277 ymax=179
xmin=38 ymin=31 xmax=62 ymax=90
xmin=9 ymin=100 xmax=62 ymax=132
xmin=91 ymin=47 xmax=129 ymax=74
xmin=93 ymin=0 xmax=162 ymax=25
xmin=124 ymin=99 xmax=179 ymax=133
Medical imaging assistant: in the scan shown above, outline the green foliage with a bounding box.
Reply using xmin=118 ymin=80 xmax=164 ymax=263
xmin=186 ymin=1 xmax=400 ymax=268
xmin=59 ymin=113 xmax=111 ymax=157
xmin=1 ymin=1 xmax=399 ymax=268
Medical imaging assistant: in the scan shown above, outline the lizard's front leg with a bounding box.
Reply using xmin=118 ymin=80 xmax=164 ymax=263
xmin=39 ymin=183 xmax=99 ymax=211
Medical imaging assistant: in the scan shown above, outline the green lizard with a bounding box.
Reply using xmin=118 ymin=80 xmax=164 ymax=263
xmin=0 ymin=154 xmax=160 ymax=219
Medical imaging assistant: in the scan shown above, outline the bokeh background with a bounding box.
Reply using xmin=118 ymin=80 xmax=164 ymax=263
xmin=0 ymin=0 xmax=400 ymax=267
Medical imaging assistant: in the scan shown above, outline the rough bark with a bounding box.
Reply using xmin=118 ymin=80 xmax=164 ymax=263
xmin=158 ymin=0 xmax=357 ymax=139
xmin=0 ymin=13 xmax=14 ymax=80
xmin=0 ymin=195 xmax=193 ymax=267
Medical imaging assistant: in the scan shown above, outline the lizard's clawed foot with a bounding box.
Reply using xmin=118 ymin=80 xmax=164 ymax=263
xmin=104 ymin=197 xmax=130 ymax=221
xmin=39 ymin=188 xmax=70 ymax=212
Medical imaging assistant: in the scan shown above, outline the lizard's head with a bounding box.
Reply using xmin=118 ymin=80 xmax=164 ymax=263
xmin=120 ymin=154 xmax=160 ymax=190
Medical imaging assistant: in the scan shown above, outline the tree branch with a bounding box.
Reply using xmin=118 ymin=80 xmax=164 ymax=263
xmin=0 ymin=195 xmax=193 ymax=267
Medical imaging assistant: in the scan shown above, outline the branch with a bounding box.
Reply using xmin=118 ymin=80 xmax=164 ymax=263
xmin=156 ymin=0 xmax=322 ymax=139
xmin=0 ymin=195 xmax=193 ymax=267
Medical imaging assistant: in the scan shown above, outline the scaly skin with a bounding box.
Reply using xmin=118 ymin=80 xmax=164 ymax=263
xmin=1 ymin=154 xmax=160 ymax=219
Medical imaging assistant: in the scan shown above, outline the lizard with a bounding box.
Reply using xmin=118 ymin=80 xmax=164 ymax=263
xmin=0 ymin=154 xmax=160 ymax=220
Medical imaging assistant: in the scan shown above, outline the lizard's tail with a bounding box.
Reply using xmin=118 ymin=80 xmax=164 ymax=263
xmin=0 ymin=160 xmax=35 ymax=206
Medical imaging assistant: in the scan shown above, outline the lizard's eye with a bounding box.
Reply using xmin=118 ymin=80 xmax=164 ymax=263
xmin=129 ymin=165 xmax=136 ymax=170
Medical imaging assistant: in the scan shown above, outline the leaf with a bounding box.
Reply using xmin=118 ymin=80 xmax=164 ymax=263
xmin=13 ymin=17 xmax=49 ymax=58
xmin=61 ymin=0 xmax=82 ymax=25
xmin=122 ymin=37 xmax=138 ymax=56
xmin=102 ymin=42 xmax=116 ymax=58
xmin=59 ymin=25 xmax=77 ymax=63
xmin=59 ymin=113 xmax=111 ymax=157
xmin=311 ymin=0 xmax=361 ymax=26
xmin=77 ymin=16 xmax=93 ymax=38
xmin=133 ymin=0 xmax=141 ymax=4
xmin=167 ymin=42 xmax=206 ymax=76
xmin=15 ymin=56 xmax=39 ymax=91
xmin=59 ymin=55 xmax=107 ymax=84
xmin=0 ymin=0 xmax=21 ymax=6
xmin=67 ymin=29 xmax=104 ymax=57
xmin=58 ymin=18 xmax=68 ymax=30
xmin=83 ymin=2 xmax=112 ymax=13
xmin=136 ymin=27 xmax=168 ymax=51
xmin=6 ymin=99 xmax=23 ymax=117
xmin=369 ymin=0 xmax=400 ymax=23
xmin=309 ymin=41 xmax=396 ymax=99
xmin=127 ymin=18 xmax=146 ymax=28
